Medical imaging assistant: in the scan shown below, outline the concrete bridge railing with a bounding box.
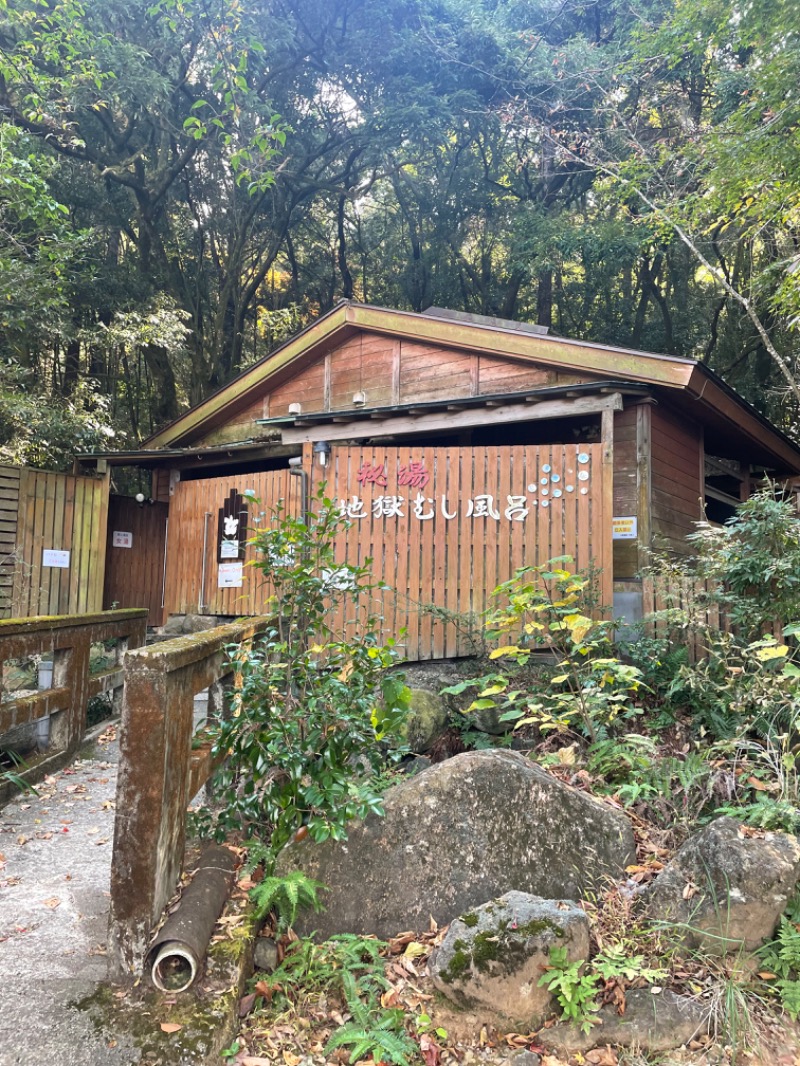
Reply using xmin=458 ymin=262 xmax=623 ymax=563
xmin=0 ymin=609 xmax=148 ymax=790
xmin=108 ymin=617 xmax=268 ymax=979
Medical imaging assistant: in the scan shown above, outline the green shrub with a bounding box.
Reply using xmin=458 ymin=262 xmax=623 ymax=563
xmin=205 ymin=488 xmax=410 ymax=856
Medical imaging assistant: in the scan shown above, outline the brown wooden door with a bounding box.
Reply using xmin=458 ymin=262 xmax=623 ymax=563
xmin=103 ymin=496 xmax=169 ymax=625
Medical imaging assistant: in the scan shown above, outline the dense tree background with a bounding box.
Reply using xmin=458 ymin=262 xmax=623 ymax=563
xmin=0 ymin=0 xmax=798 ymax=465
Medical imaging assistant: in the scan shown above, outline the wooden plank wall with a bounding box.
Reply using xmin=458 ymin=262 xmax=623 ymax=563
xmin=163 ymin=470 xmax=295 ymax=617
xmin=650 ymin=406 xmax=703 ymax=554
xmin=258 ymin=333 xmax=592 ymax=422
xmin=312 ymin=444 xmax=608 ymax=661
xmin=103 ymin=497 xmax=169 ymax=625
xmin=0 ymin=465 xmax=21 ymax=614
xmin=7 ymin=467 xmax=110 ymax=618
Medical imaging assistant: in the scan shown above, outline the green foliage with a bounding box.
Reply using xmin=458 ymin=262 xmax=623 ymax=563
xmin=324 ymin=969 xmax=417 ymax=1066
xmin=688 ymin=489 xmax=800 ymax=640
xmin=0 ymin=361 xmax=116 ymax=470
xmin=446 ymin=560 xmax=644 ymax=744
xmin=206 ymin=489 xmax=409 ymax=856
xmin=249 ymin=870 xmax=326 ymax=933
xmin=537 ymin=942 xmax=669 ymax=1034
xmin=537 ymin=947 xmax=600 ymax=1033
xmin=759 ymin=916 xmax=800 ymax=1020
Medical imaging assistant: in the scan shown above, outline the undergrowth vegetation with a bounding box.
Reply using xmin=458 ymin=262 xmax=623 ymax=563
xmin=227 ymin=487 xmax=800 ymax=1064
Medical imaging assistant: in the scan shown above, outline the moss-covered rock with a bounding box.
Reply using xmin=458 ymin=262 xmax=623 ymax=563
xmin=401 ymin=689 xmax=449 ymax=753
xmin=430 ymin=892 xmax=589 ymax=1030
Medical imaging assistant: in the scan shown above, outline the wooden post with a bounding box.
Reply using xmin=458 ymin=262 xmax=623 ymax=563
xmin=601 ymin=403 xmax=615 ymax=610
xmin=636 ymin=402 xmax=653 ymax=572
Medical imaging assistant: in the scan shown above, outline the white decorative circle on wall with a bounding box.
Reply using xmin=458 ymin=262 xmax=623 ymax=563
xmin=528 ymin=484 xmax=537 ymax=492
xmin=566 ymin=485 xmax=575 ymax=493
xmin=551 ymin=473 xmax=561 ymax=483
xmin=580 ymin=487 xmax=588 ymax=495
xmin=553 ymin=489 xmax=563 ymax=498
xmin=578 ymin=470 xmax=590 ymax=481
xmin=541 ymin=477 xmax=549 ymax=485
xmin=541 ymin=488 xmax=549 ymax=496
xmin=578 ymin=452 xmax=590 ymax=464
xmin=541 ymin=500 xmax=550 ymax=507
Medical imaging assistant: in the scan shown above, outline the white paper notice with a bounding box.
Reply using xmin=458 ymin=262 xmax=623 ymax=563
xmin=218 ymin=562 xmax=244 ymax=588
xmin=612 ymin=516 xmax=638 ymax=540
xmin=112 ymin=531 xmax=133 ymax=548
xmin=42 ymin=549 xmax=70 ymax=568
xmin=220 ymin=539 xmax=239 ymax=559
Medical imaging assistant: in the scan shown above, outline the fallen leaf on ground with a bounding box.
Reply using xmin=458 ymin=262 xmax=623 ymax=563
xmin=159 ymin=1022 xmax=182 ymax=1033
xmin=41 ymin=897 xmax=60 ymax=909
xmin=239 ymin=993 xmax=257 ymax=1017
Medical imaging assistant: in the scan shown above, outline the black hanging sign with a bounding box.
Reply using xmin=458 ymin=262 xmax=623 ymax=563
xmin=217 ymin=488 xmax=249 ymax=563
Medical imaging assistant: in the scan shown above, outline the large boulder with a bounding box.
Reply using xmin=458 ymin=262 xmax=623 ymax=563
xmin=276 ymin=749 xmax=636 ymax=940
xmin=430 ymin=892 xmax=590 ymax=1030
xmin=647 ymin=816 xmax=800 ymax=953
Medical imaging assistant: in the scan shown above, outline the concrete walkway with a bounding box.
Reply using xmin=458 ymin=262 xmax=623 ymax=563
xmin=0 ymin=728 xmax=140 ymax=1065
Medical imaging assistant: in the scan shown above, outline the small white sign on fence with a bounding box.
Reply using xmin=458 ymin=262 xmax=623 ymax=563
xmin=42 ymin=549 xmax=70 ymax=569
xmin=612 ymin=516 xmax=638 ymax=540
xmin=112 ymin=531 xmax=133 ymax=548
xmin=218 ymin=562 xmax=244 ymax=588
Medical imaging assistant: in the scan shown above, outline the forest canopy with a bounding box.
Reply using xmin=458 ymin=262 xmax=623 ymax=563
xmin=0 ymin=0 xmax=798 ymax=464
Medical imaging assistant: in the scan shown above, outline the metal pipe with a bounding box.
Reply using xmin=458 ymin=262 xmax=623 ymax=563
xmin=199 ymin=511 xmax=211 ymax=610
xmin=146 ymin=844 xmax=237 ymax=993
xmin=289 ymin=461 xmax=310 ymax=526
xmin=160 ymin=516 xmax=169 ymax=610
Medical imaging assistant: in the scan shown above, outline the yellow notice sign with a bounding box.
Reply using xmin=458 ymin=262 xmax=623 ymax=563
xmin=612 ymin=516 xmax=638 ymax=540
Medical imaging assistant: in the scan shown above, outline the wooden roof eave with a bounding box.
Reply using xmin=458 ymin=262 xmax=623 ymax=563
xmin=685 ymin=366 xmax=800 ymax=473
xmin=142 ymin=302 xmax=697 ymax=450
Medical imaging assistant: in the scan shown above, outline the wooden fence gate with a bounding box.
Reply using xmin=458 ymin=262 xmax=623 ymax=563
xmin=0 ymin=464 xmax=110 ymax=618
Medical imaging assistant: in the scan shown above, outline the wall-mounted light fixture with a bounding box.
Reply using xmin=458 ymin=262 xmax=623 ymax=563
xmin=135 ymin=492 xmax=146 ymax=507
xmin=313 ymin=441 xmax=331 ymax=468
xmin=352 ymin=390 xmax=366 ymax=407
xmin=288 ymin=401 xmax=302 ymax=416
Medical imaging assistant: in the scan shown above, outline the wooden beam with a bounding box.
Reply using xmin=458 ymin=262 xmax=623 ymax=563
xmin=636 ymin=403 xmax=652 ymax=572
xmin=281 ymin=393 xmax=624 ymax=445
xmin=600 ymin=405 xmax=615 ymax=606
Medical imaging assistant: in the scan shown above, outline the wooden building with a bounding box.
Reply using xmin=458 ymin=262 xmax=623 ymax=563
xmin=84 ymin=303 xmax=800 ymax=660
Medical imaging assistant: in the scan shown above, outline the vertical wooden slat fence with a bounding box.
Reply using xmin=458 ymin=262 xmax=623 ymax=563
xmin=103 ymin=496 xmax=169 ymax=625
xmin=641 ymin=574 xmax=782 ymax=660
xmin=312 ymin=443 xmax=609 ymax=661
xmin=163 ymin=469 xmax=297 ymax=617
xmin=0 ymin=466 xmax=110 ymax=619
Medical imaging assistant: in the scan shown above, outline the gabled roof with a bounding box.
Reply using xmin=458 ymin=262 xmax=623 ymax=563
xmin=141 ymin=301 xmax=800 ymax=472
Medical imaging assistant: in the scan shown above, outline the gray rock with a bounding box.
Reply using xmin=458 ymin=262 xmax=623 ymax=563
xmin=506 ymin=1053 xmax=541 ymax=1066
xmin=647 ymin=816 xmax=800 ymax=953
xmin=253 ymin=936 xmax=278 ymax=973
xmin=430 ymin=892 xmax=589 ymax=1030
xmin=540 ymin=988 xmax=709 ymax=1054
xmin=402 ymin=689 xmax=449 ymax=753
xmin=276 ymin=749 xmax=636 ymax=940
xmin=402 ymin=755 xmax=432 ymax=776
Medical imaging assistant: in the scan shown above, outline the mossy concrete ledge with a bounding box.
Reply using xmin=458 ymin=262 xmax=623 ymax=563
xmin=78 ymin=887 xmax=258 ymax=1064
